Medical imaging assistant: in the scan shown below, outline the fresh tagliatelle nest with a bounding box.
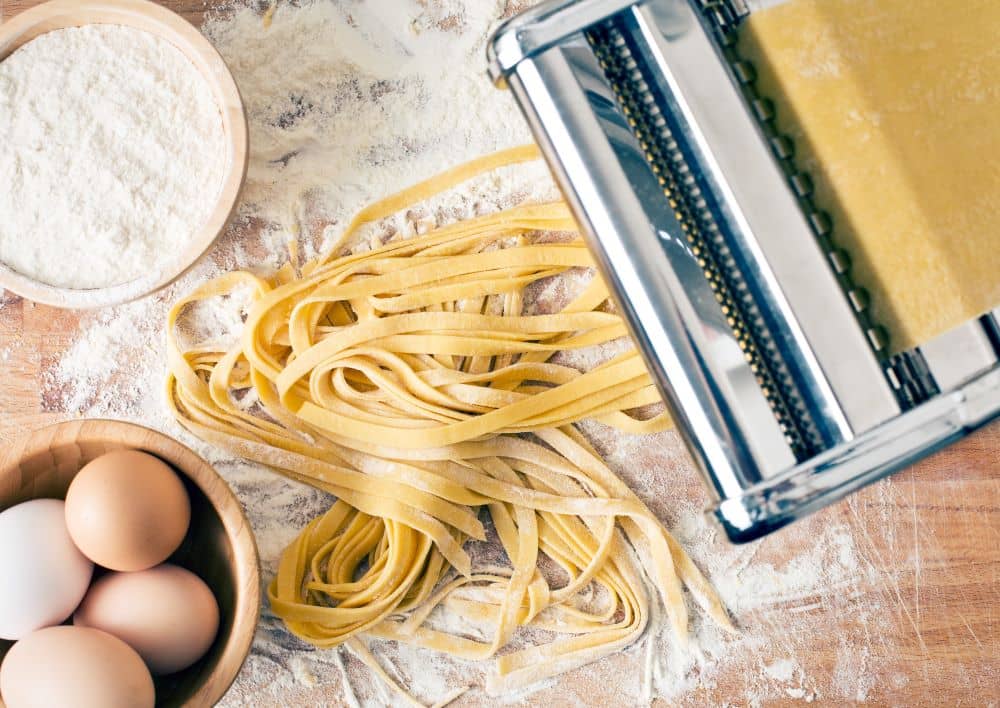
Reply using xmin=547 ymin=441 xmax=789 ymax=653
xmin=166 ymin=146 xmax=733 ymax=700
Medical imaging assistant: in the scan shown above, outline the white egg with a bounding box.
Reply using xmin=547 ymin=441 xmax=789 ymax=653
xmin=0 ymin=499 xmax=94 ymax=640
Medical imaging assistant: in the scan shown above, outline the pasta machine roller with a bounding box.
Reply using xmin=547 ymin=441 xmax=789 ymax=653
xmin=487 ymin=0 xmax=1000 ymax=542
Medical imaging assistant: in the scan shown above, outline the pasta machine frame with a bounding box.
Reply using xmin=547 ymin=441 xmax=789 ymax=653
xmin=487 ymin=0 xmax=1000 ymax=542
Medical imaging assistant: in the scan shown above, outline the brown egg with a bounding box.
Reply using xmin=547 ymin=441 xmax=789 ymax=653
xmin=0 ymin=625 xmax=154 ymax=708
xmin=74 ymin=563 xmax=220 ymax=675
xmin=65 ymin=449 xmax=191 ymax=571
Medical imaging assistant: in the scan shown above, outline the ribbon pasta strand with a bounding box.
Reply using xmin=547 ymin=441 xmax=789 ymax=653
xmin=166 ymin=145 xmax=733 ymax=698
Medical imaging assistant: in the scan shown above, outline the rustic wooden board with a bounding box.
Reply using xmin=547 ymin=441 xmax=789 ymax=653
xmin=0 ymin=1 xmax=997 ymax=705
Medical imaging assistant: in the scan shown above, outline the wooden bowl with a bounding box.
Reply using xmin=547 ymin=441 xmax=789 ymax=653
xmin=0 ymin=420 xmax=260 ymax=707
xmin=0 ymin=0 xmax=248 ymax=309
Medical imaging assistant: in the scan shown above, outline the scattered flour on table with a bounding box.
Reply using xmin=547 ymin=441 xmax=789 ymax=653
xmin=0 ymin=25 xmax=225 ymax=289
xmin=39 ymin=1 xmax=886 ymax=706
xmin=201 ymin=0 xmax=544 ymax=229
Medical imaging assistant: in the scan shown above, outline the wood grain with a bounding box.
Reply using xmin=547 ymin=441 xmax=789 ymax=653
xmin=0 ymin=0 xmax=247 ymax=309
xmin=0 ymin=419 xmax=260 ymax=708
xmin=0 ymin=1 xmax=997 ymax=706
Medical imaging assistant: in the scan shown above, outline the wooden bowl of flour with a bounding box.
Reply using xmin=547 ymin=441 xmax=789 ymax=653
xmin=0 ymin=0 xmax=247 ymax=309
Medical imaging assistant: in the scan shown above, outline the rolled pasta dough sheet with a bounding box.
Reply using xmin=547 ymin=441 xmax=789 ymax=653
xmin=739 ymin=0 xmax=1000 ymax=352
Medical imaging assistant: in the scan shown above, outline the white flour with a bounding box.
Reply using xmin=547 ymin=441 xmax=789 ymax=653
xmin=0 ymin=24 xmax=225 ymax=289
xmin=38 ymin=1 xmax=888 ymax=705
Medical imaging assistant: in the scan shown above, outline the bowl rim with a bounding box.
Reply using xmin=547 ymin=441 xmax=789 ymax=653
xmin=0 ymin=418 xmax=261 ymax=707
xmin=0 ymin=0 xmax=249 ymax=309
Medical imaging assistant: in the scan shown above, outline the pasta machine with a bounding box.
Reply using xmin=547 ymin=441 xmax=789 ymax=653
xmin=487 ymin=0 xmax=1000 ymax=542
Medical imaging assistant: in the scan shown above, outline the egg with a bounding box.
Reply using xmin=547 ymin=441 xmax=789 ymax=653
xmin=64 ymin=449 xmax=191 ymax=571
xmin=0 ymin=499 xmax=93 ymax=640
xmin=74 ymin=563 xmax=220 ymax=675
xmin=0 ymin=625 xmax=154 ymax=708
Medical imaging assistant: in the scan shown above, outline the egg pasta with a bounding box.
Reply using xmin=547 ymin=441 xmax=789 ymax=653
xmin=166 ymin=145 xmax=732 ymax=697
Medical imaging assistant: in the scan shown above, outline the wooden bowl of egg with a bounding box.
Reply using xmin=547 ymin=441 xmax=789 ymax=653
xmin=0 ymin=420 xmax=260 ymax=708
xmin=0 ymin=0 xmax=247 ymax=308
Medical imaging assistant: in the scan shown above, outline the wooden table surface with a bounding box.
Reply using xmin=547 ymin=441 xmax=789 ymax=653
xmin=0 ymin=1 xmax=998 ymax=706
